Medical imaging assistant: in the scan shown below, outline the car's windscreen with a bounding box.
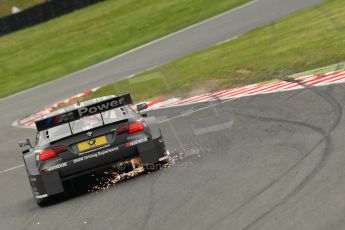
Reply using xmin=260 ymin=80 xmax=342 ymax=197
xmin=41 ymin=107 xmax=128 ymax=142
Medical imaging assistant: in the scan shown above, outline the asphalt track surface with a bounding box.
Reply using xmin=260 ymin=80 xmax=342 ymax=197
xmin=0 ymin=0 xmax=334 ymax=229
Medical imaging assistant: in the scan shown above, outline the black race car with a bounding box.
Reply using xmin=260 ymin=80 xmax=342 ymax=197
xmin=18 ymin=93 xmax=169 ymax=206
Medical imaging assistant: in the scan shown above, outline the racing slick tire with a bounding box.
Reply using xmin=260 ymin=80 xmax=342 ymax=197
xmin=35 ymin=193 xmax=65 ymax=207
xmin=36 ymin=197 xmax=47 ymax=207
xmin=143 ymin=152 xmax=170 ymax=172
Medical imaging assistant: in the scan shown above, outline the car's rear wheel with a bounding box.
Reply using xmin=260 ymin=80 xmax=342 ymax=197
xmin=36 ymin=197 xmax=46 ymax=206
xmin=35 ymin=193 xmax=65 ymax=207
xmin=144 ymin=153 xmax=170 ymax=172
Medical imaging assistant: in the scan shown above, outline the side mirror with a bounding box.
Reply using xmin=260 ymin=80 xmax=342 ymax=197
xmin=136 ymin=103 xmax=148 ymax=112
xmin=18 ymin=139 xmax=31 ymax=148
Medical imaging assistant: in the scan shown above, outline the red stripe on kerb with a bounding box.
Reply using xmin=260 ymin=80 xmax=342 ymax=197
xmin=210 ymin=84 xmax=259 ymax=98
xmin=299 ymin=71 xmax=345 ymax=84
xmin=235 ymin=81 xmax=285 ymax=96
xmin=83 ymin=90 xmax=92 ymax=95
xmin=175 ymin=85 xmax=258 ymax=105
xmin=284 ymin=71 xmax=345 ymax=89
xmin=263 ymin=81 xmax=304 ymax=92
xmin=190 ymin=89 xmax=247 ymax=102
xmin=319 ymin=73 xmax=345 ymax=84
xmin=57 ymin=101 xmax=65 ymax=107
xmin=147 ymin=100 xmax=164 ymax=107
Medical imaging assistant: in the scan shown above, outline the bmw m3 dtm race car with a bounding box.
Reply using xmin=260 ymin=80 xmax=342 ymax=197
xmin=18 ymin=93 xmax=169 ymax=205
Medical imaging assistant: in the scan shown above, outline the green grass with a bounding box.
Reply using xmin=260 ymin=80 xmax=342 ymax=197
xmin=86 ymin=0 xmax=345 ymax=103
xmin=0 ymin=0 xmax=250 ymax=98
xmin=0 ymin=0 xmax=44 ymax=17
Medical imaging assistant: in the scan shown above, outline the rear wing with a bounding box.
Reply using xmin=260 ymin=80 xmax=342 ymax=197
xmin=35 ymin=93 xmax=132 ymax=131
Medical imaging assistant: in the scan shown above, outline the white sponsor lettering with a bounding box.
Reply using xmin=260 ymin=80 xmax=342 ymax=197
xmin=97 ymin=146 xmax=118 ymax=156
xmin=48 ymin=146 xmax=121 ymax=169
xmin=78 ymin=107 xmax=88 ymax=116
xmin=73 ymin=147 xmax=119 ymax=164
xmin=78 ymin=98 xmax=125 ymax=116
xmin=110 ymin=99 xmax=124 ymax=107
xmin=84 ymin=153 xmax=98 ymax=160
xmin=73 ymin=157 xmax=83 ymax=163
xmin=98 ymin=103 xmax=110 ymax=110
xmin=129 ymin=137 xmax=148 ymax=146
xmin=88 ymin=107 xmax=97 ymax=114
xmin=47 ymin=162 xmax=67 ymax=171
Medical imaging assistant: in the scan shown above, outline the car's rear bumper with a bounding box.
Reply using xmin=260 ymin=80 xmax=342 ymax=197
xmin=31 ymin=136 xmax=166 ymax=197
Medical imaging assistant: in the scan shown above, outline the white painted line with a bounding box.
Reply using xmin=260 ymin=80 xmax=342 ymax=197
xmin=0 ymin=0 xmax=260 ymax=101
xmin=0 ymin=164 xmax=24 ymax=175
xmin=77 ymin=0 xmax=260 ymax=72
xmin=159 ymin=98 xmax=237 ymax=123
xmin=5 ymin=75 xmax=345 ymax=176
xmin=216 ymin=36 xmax=239 ymax=46
xmin=13 ymin=69 xmax=345 ymax=129
xmin=158 ymin=77 xmax=345 ymax=123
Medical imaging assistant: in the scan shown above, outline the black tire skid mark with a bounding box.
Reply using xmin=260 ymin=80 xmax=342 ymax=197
xmin=205 ymin=111 xmax=327 ymax=230
xmin=154 ymin=87 xmax=331 ymax=230
xmin=147 ymin=83 xmax=341 ymax=230
xmin=148 ymin=83 xmax=342 ymax=229
xmin=239 ymin=83 xmax=343 ymax=230
xmin=202 ymin=84 xmax=341 ymax=229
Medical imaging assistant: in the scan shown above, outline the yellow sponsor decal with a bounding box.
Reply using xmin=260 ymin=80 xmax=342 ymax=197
xmin=77 ymin=136 xmax=107 ymax=152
